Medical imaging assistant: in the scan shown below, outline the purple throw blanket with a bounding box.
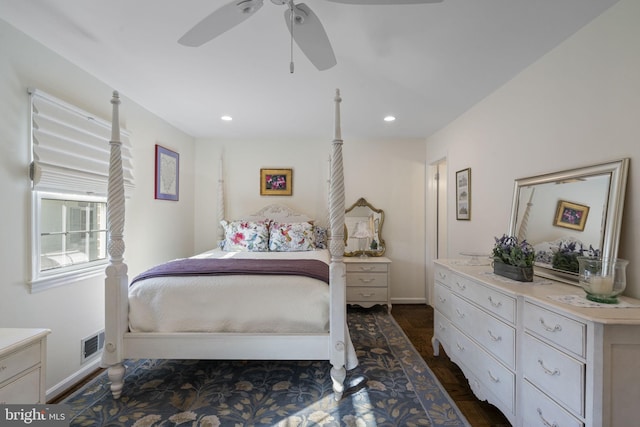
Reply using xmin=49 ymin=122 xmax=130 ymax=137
xmin=130 ymin=257 xmax=330 ymax=286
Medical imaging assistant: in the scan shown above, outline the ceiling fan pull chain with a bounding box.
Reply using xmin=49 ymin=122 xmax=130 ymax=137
xmin=289 ymin=1 xmax=295 ymax=73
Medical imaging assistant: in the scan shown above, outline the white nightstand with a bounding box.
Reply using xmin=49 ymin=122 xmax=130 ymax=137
xmin=344 ymin=256 xmax=391 ymax=311
xmin=0 ymin=328 xmax=51 ymax=404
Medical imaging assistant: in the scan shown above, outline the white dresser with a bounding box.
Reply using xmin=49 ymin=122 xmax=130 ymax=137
xmin=432 ymin=260 xmax=640 ymax=427
xmin=345 ymin=257 xmax=391 ymax=311
xmin=0 ymin=328 xmax=51 ymax=404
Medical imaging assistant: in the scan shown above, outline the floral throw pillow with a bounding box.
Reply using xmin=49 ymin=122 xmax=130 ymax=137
xmin=314 ymin=226 xmax=328 ymax=249
xmin=220 ymin=220 xmax=270 ymax=252
xmin=269 ymin=222 xmax=316 ymax=252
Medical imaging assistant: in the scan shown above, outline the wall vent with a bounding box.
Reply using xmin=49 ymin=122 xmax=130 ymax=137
xmin=81 ymin=330 xmax=105 ymax=363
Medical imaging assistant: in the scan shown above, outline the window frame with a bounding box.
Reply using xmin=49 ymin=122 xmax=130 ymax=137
xmin=29 ymin=191 xmax=109 ymax=293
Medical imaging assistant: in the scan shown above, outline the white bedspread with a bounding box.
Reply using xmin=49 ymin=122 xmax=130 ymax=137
xmin=128 ymin=249 xmax=332 ymax=334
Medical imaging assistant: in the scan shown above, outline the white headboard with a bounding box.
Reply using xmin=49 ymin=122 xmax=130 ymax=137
xmin=242 ymin=204 xmax=313 ymax=223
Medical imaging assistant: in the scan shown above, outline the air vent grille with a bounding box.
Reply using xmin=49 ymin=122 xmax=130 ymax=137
xmin=81 ymin=330 xmax=105 ymax=363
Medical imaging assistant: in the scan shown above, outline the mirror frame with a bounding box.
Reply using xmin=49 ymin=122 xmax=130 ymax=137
xmin=508 ymin=158 xmax=629 ymax=284
xmin=344 ymin=197 xmax=386 ymax=257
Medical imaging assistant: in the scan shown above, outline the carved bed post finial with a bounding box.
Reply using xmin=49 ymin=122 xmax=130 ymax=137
xmin=217 ymin=155 xmax=225 ymax=242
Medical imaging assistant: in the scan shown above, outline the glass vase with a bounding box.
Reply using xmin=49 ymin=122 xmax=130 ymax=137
xmin=577 ymin=256 xmax=628 ymax=304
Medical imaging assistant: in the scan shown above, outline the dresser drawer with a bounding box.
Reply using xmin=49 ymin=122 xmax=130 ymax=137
xmin=524 ymin=301 xmax=586 ymax=358
xmin=450 ymin=274 xmax=516 ymax=324
xmin=522 ymin=380 xmax=584 ymax=427
xmin=433 ymin=310 xmax=451 ymax=353
xmin=346 ymin=272 xmax=387 ymax=287
xmin=450 ymin=325 xmax=515 ymax=415
xmin=434 ymin=265 xmax=451 ymax=286
xmin=0 ymin=368 xmax=41 ymax=404
xmin=347 ymin=286 xmax=387 ymax=303
xmin=346 ymin=263 xmax=388 ymax=274
xmin=0 ymin=342 xmax=41 ymax=384
xmin=451 ymin=294 xmax=516 ymax=369
xmin=523 ymin=333 xmax=585 ymax=417
xmin=434 ymin=282 xmax=453 ymax=320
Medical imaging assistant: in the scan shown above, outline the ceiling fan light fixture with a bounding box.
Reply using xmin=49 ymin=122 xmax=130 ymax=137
xmin=384 ymin=115 xmax=396 ymax=122
xmin=221 ymin=115 xmax=233 ymax=121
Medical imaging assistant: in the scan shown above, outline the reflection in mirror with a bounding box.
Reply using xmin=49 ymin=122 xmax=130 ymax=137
xmin=508 ymin=159 xmax=629 ymax=284
xmin=344 ymin=198 xmax=385 ymax=257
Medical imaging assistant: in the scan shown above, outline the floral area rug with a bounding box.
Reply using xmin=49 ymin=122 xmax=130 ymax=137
xmin=63 ymin=308 xmax=470 ymax=426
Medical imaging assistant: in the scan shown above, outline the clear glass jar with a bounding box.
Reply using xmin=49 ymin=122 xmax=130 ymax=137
xmin=577 ymin=256 xmax=628 ymax=304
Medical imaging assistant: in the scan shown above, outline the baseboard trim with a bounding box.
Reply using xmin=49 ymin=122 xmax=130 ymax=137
xmin=47 ymin=357 xmax=102 ymax=402
xmin=390 ymin=298 xmax=426 ymax=304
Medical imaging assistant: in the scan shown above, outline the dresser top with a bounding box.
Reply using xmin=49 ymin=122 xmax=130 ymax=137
xmin=435 ymin=259 xmax=640 ymax=325
xmin=0 ymin=328 xmax=51 ymax=356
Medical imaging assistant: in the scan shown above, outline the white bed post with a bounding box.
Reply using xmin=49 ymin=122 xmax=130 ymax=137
xmin=329 ymin=89 xmax=347 ymax=400
xmin=102 ymin=91 xmax=129 ymax=399
xmin=217 ymin=155 xmax=225 ymax=242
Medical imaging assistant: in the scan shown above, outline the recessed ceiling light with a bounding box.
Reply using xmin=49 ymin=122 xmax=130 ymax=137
xmin=383 ymin=115 xmax=396 ymax=122
xmin=221 ymin=115 xmax=233 ymax=121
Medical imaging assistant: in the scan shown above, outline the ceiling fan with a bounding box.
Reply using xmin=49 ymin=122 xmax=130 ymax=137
xmin=178 ymin=0 xmax=443 ymax=72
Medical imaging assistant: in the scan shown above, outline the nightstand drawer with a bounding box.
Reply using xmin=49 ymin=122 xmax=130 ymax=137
xmin=346 ymin=272 xmax=388 ymax=287
xmin=0 ymin=368 xmax=41 ymax=404
xmin=347 ymin=287 xmax=387 ymax=302
xmin=346 ymin=263 xmax=388 ymax=273
xmin=0 ymin=342 xmax=41 ymax=384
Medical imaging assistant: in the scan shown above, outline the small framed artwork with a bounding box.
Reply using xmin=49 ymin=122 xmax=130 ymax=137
xmin=155 ymin=145 xmax=179 ymax=201
xmin=456 ymin=168 xmax=471 ymax=220
xmin=260 ymin=168 xmax=293 ymax=196
xmin=554 ymin=200 xmax=589 ymax=231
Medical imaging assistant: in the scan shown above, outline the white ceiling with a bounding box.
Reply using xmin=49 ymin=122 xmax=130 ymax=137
xmin=1 ymin=0 xmax=619 ymax=141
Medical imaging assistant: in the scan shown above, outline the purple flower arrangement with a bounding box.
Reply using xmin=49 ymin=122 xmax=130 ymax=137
xmin=492 ymin=235 xmax=535 ymax=268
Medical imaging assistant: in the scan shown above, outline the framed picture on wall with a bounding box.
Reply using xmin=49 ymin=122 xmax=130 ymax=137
xmin=456 ymin=168 xmax=471 ymax=220
xmin=260 ymin=168 xmax=293 ymax=196
xmin=155 ymin=144 xmax=179 ymax=201
xmin=554 ymin=200 xmax=589 ymax=231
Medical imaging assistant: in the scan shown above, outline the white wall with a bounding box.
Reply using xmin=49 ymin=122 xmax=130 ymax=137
xmin=426 ymin=0 xmax=640 ymax=297
xmin=194 ymin=137 xmax=427 ymax=304
xmin=0 ymin=19 xmax=195 ymax=398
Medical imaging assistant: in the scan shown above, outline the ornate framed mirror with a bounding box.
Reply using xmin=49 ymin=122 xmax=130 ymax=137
xmin=344 ymin=197 xmax=385 ymax=257
xmin=508 ymin=158 xmax=629 ymax=284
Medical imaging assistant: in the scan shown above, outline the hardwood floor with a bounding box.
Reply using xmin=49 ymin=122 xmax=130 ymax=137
xmin=391 ymin=303 xmax=512 ymax=427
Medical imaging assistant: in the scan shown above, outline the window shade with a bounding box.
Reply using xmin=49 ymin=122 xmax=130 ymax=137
xmin=29 ymin=88 xmax=135 ymax=196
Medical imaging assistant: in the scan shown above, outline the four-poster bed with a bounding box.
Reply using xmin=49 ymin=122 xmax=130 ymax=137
xmin=101 ymin=90 xmax=354 ymax=400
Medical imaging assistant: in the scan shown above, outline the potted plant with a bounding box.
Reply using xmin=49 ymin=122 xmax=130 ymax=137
xmin=492 ymin=235 xmax=535 ymax=282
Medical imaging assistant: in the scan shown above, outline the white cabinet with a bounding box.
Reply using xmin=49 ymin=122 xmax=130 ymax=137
xmin=432 ymin=260 xmax=640 ymax=427
xmin=345 ymin=257 xmax=391 ymax=311
xmin=0 ymin=328 xmax=50 ymax=404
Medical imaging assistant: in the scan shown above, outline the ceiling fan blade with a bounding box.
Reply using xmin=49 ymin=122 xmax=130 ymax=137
xmin=325 ymin=0 xmax=442 ymax=4
xmin=285 ymin=3 xmax=337 ymax=71
xmin=178 ymin=0 xmax=264 ymax=47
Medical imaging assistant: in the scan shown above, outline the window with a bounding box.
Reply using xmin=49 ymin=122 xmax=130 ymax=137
xmin=28 ymin=89 xmax=135 ymax=292
xmin=32 ymin=192 xmax=108 ymax=289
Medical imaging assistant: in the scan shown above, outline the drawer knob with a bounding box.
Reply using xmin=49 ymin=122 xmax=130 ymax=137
xmin=359 ymin=266 xmax=374 ymax=272
xmin=456 ymin=342 xmax=465 ymax=352
xmin=539 ymin=318 xmax=562 ymax=333
xmin=487 ymin=296 xmax=502 ymax=308
xmin=487 ymin=370 xmax=500 ymax=383
xmin=438 ymin=296 xmax=447 ymax=303
xmin=455 ymin=308 xmax=465 ymax=319
xmin=359 ymin=292 xmax=375 ymax=298
xmin=537 ymin=408 xmax=559 ymax=427
xmin=0 ymin=366 xmax=6 ymax=372
xmin=538 ymin=359 xmax=560 ymax=376
xmin=455 ymin=281 xmax=467 ymax=291
xmin=487 ymin=330 xmax=502 ymax=342
xmin=358 ymin=278 xmax=374 ymax=283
